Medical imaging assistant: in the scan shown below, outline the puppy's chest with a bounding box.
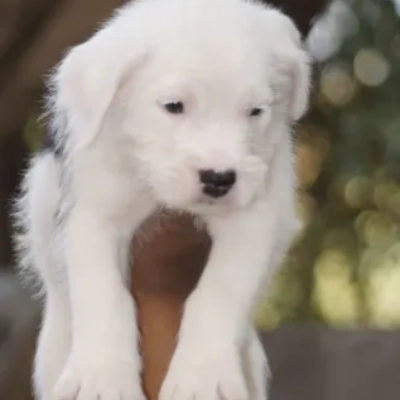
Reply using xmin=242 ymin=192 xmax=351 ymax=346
xmin=73 ymin=158 xmax=149 ymax=213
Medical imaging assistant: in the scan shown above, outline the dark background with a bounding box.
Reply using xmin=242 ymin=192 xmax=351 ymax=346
xmin=1 ymin=0 xmax=400 ymax=399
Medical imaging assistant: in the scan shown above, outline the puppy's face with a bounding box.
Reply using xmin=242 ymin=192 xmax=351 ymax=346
xmin=55 ymin=0 xmax=310 ymax=214
xmin=120 ymin=33 xmax=309 ymax=213
xmin=120 ymin=43 xmax=275 ymax=213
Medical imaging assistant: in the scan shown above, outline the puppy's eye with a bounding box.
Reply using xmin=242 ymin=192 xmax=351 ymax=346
xmin=249 ymin=107 xmax=263 ymax=117
xmin=164 ymin=101 xmax=184 ymax=114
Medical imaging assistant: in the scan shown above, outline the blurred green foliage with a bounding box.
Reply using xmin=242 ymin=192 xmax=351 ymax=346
xmin=23 ymin=110 xmax=44 ymax=152
xmin=255 ymin=0 xmax=400 ymax=330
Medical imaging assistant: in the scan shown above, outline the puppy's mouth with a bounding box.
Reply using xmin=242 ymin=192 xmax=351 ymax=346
xmin=198 ymin=191 xmax=232 ymax=205
xmin=182 ymin=190 xmax=241 ymax=216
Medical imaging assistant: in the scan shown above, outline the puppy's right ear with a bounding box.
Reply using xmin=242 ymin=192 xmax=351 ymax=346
xmin=262 ymin=9 xmax=311 ymax=122
xmin=53 ymin=33 xmax=145 ymax=151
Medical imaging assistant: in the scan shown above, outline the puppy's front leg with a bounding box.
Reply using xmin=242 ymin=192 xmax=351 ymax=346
xmin=160 ymin=198 xmax=292 ymax=400
xmin=54 ymin=206 xmax=145 ymax=400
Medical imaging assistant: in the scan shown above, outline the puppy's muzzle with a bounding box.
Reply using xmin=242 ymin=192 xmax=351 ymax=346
xmin=199 ymin=169 xmax=236 ymax=198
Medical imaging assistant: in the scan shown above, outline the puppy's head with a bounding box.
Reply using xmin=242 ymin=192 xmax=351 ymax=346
xmin=53 ymin=0 xmax=310 ymax=214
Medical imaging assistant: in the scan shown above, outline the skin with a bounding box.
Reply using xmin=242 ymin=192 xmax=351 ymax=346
xmin=128 ymin=1 xmax=328 ymax=398
xmin=131 ymin=213 xmax=210 ymax=400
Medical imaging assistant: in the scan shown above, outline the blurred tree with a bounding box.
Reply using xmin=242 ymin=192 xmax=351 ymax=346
xmin=0 ymin=0 xmax=126 ymax=266
xmin=0 ymin=130 xmax=27 ymax=265
xmin=255 ymin=0 xmax=400 ymax=330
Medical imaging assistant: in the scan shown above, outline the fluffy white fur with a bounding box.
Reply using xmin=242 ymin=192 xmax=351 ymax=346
xmin=12 ymin=0 xmax=311 ymax=399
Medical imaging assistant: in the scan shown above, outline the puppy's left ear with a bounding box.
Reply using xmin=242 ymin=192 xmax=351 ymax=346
xmin=266 ymin=10 xmax=312 ymax=121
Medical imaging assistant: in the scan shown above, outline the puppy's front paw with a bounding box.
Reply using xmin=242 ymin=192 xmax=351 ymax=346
xmin=160 ymin=346 xmax=248 ymax=400
xmin=54 ymin=355 xmax=145 ymax=400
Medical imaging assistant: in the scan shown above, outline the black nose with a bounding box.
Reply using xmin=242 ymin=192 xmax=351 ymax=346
xmin=199 ymin=169 xmax=236 ymax=198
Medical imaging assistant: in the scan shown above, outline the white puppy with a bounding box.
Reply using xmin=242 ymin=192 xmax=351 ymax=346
xmin=13 ymin=0 xmax=310 ymax=399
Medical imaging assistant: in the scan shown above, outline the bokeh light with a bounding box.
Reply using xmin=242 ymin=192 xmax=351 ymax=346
xmin=255 ymin=0 xmax=400 ymax=330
